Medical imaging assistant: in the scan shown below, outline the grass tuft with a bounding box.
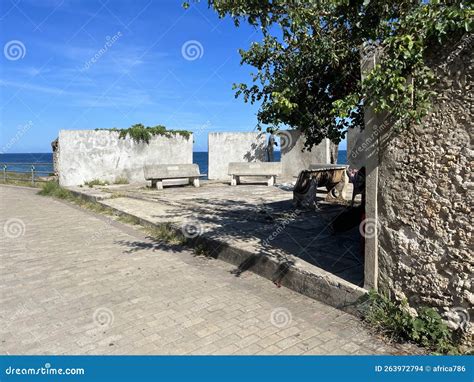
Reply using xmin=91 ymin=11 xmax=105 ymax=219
xmin=360 ymin=290 xmax=460 ymax=354
xmin=38 ymin=181 xmax=73 ymax=199
xmin=113 ymin=177 xmax=129 ymax=185
xmin=118 ymin=214 xmax=141 ymax=226
xmin=38 ymin=181 xmax=115 ymax=216
xmin=84 ymin=179 xmax=108 ymax=188
xmin=146 ymin=223 xmax=187 ymax=245
xmin=193 ymin=243 xmax=212 ymax=257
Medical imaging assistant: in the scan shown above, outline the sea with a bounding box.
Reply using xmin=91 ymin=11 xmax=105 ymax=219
xmin=0 ymin=151 xmax=348 ymax=177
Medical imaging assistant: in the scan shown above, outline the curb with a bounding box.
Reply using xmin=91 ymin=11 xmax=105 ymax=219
xmin=68 ymin=188 xmax=367 ymax=315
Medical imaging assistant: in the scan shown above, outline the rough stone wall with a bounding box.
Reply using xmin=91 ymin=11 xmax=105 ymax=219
xmin=58 ymin=130 xmax=193 ymax=186
xmin=51 ymin=138 xmax=59 ymax=177
xmin=207 ymin=132 xmax=267 ymax=180
xmin=377 ymin=37 xmax=473 ymax=342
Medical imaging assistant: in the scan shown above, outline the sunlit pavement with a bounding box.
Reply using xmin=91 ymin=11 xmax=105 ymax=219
xmin=0 ymin=185 xmax=409 ymax=355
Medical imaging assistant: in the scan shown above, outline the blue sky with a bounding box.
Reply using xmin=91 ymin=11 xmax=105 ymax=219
xmin=0 ymin=0 xmax=346 ymax=153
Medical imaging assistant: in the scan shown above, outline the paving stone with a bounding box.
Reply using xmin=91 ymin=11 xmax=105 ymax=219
xmin=0 ymin=186 xmax=411 ymax=355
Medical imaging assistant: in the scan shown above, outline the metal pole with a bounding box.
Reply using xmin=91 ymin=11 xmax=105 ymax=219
xmin=3 ymin=165 xmax=6 ymax=183
xmin=31 ymin=165 xmax=35 ymax=186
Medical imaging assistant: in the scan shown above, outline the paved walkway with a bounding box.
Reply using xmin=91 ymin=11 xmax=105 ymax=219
xmin=76 ymin=182 xmax=364 ymax=285
xmin=1 ymin=186 xmax=402 ymax=355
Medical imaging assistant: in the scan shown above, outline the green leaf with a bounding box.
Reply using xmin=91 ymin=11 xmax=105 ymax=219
xmin=207 ymin=0 xmax=468 ymax=148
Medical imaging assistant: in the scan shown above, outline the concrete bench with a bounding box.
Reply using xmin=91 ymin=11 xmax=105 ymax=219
xmin=228 ymin=162 xmax=282 ymax=186
xmin=293 ymin=164 xmax=349 ymax=207
xmin=144 ymin=164 xmax=204 ymax=189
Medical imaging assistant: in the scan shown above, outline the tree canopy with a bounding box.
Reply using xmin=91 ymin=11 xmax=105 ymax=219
xmin=186 ymin=0 xmax=471 ymax=148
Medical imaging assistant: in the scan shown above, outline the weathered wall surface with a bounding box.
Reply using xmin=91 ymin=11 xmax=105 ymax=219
xmin=208 ymin=132 xmax=267 ymax=180
xmin=58 ymin=130 xmax=193 ymax=186
xmin=208 ymin=131 xmax=335 ymax=180
xmin=377 ymin=37 xmax=473 ymax=342
xmin=346 ymin=126 xmax=366 ymax=169
xmin=279 ymin=130 xmax=335 ymax=177
xmin=51 ymin=138 xmax=59 ymax=177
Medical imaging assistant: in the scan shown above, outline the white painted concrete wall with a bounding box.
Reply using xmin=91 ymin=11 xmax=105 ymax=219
xmin=208 ymin=132 xmax=267 ymax=180
xmin=58 ymin=130 xmax=193 ymax=186
xmin=208 ymin=130 xmax=333 ymax=180
xmin=279 ymin=130 xmax=332 ymax=178
xmin=346 ymin=126 xmax=366 ymax=169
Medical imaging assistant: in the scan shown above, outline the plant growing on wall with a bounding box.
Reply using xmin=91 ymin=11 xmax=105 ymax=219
xmin=361 ymin=290 xmax=461 ymax=354
xmin=184 ymin=0 xmax=471 ymax=148
xmin=96 ymin=124 xmax=192 ymax=144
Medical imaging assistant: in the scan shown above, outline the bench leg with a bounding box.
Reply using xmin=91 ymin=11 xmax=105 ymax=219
xmin=231 ymin=175 xmax=237 ymax=186
xmin=341 ymin=171 xmax=349 ymax=200
xmin=328 ymin=173 xmax=350 ymax=201
xmin=151 ymin=180 xmax=157 ymax=189
xmin=351 ymin=190 xmax=357 ymax=206
xmin=193 ymin=178 xmax=200 ymax=187
xmin=156 ymin=180 xmax=163 ymax=190
xmin=267 ymin=175 xmax=275 ymax=187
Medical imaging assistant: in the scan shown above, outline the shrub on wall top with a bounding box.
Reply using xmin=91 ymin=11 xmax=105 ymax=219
xmin=96 ymin=123 xmax=192 ymax=144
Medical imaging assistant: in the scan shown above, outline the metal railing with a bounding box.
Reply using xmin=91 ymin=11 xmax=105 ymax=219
xmin=1 ymin=163 xmax=54 ymax=186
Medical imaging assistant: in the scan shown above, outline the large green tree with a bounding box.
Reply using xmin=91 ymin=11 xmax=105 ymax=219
xmin=186 ymin=0 xmax=471 ymax=149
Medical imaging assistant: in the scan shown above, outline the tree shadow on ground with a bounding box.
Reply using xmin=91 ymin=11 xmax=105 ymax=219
xmin=114 ymin=186 xmax=363 ymax=286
